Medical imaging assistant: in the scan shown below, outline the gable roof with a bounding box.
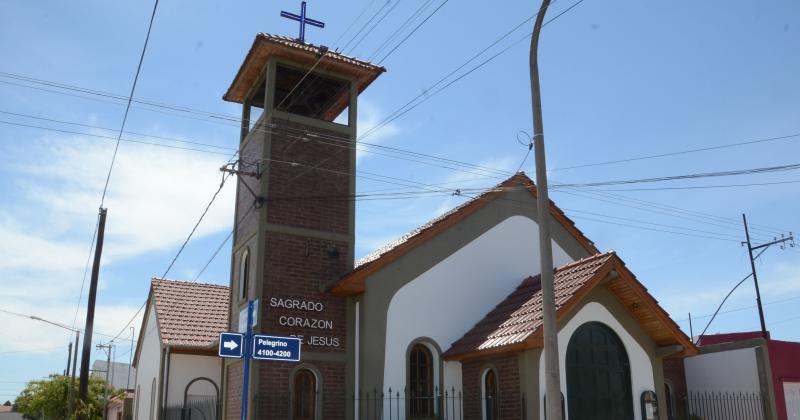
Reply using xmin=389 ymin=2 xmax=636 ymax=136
xmin=133 ymin=278 xmax=230 ymax=366
xmin=329 ymin=173 xmax=599 ymax=296
xmin=150 ymin=279 xmax=229 ymax=347
xmin=443 ymin=252 xmax=697 ymax=360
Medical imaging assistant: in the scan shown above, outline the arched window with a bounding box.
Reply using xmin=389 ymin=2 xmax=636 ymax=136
xmin=292 ymin=369 xmax=316 ymax=420
xmin=482 ymin=368 xmax=499 ymax=420
xmin=238 ymin=248 xmax=249 ymax=301
xmin=408 ymin=344 xmax=434 ymax=418
xmin=566 ymin=322 xmax=632 ymax=420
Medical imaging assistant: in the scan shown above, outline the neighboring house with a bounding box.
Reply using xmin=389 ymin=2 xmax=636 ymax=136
xmin=132 ymin=279 xmax=228 ymax=420
xmin=106 ymin=390 xmax=135 ymax=420
xmin=91 ymin=360 xmax=137 ymax=390
xmin=217 ymin=32 xmax=699 ymax=420
xmin=664 ymin=331 xmax=800 ymax=420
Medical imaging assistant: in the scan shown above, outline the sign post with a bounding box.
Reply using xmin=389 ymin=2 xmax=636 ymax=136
xmin=241 ymin=299 xmax=254 ymax=420
xmin=218 ymin=299 xmax=302 ymax=420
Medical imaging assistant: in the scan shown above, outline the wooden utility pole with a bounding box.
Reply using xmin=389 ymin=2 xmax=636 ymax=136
xmin=78 ymin=208 xmax=108 ymax=409
xmin=529 ymin=1 xmax=561 ymax=419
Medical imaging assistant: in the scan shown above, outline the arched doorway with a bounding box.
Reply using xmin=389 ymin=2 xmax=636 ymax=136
xmin=566 ymin=322 xmax=633 ymax=420
xmin=292 ymin=369 xmax=316 ymax=420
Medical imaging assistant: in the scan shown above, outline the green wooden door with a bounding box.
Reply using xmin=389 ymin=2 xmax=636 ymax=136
xmin=566 ymin=322 xmax=633 ymax=420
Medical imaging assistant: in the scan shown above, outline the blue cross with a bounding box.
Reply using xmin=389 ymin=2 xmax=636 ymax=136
xmin=280 ymin=1 xmax=325 ymax=43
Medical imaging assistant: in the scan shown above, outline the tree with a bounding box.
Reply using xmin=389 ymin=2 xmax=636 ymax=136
xmin=14 ymin=374 xmax=121 ymax=420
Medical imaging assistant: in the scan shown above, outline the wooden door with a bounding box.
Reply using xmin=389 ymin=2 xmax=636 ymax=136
xmin=566 ymin=322 xmax=633 ymax=420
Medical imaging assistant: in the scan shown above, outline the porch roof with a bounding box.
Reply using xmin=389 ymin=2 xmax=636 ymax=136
xmin=443 ymin=252 xmax=697 ymax=360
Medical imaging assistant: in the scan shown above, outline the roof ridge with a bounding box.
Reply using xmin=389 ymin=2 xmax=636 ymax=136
xmin=554 ymin=251 xmax=615 ymax=272
xmin=151 ymin=277 xmax=229 ymax=289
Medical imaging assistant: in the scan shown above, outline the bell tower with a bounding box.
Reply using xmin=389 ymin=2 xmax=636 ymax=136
xmin=221 ymin=33 xmax=384 ymax=420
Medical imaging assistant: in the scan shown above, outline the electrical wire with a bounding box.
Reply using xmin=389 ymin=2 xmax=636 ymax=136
xmin=375 ymin=0 xmax=449 ymax=65
xmin=99 ymin=0 xmax=161 ymax=206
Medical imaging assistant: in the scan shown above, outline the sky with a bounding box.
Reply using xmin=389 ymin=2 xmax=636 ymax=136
xmin=1 ymin=0 xmax=799 ymax=401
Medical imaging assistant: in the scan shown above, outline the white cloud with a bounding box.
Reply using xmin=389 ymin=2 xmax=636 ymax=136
xmin=0 ymin=131 xmax=234 ymax=348
xmin=355 ymin=100 xmax=400 ymax=160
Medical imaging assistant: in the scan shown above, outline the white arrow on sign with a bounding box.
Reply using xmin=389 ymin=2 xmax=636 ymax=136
xmin=223 ymin=340 xmax=239 ymax=351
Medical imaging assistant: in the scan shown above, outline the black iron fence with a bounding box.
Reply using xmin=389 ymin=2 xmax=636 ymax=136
xmin=354 ymin=387 xmax=468 ymax=420
xmin=683 ymin=391 xmax=766 ymax=420
xmin=164 ymin=397 xmax=220 ymax=420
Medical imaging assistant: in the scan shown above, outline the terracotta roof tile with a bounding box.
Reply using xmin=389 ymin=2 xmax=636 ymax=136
xmin=151 ymin=279 xmax=229 ymax=348
xmin=443 ymin=252 xmax=616 ymax=359
xmin=353 ymin=172 xmax=597 ymax=270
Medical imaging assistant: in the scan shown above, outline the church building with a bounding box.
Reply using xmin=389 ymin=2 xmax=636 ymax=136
xmin=220 ymin=32 xmax=697 ymax=420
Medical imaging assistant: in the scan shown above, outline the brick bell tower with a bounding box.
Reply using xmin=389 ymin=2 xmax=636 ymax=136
xmin=221 ymin=33 xmax=384 ymax=420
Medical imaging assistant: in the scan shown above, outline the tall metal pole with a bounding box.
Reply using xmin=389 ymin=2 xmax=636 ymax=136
xmin=529 ymin=1 xmax=561 ymax=419
xmin=65 ymin=342 xmax=73 ymax=377
xmin=742 ymin=214 xmax=768 ymax=338
xmin=79 ymin=208 xmax=108 ymax=406
xmin=68 ymin=331 xmax=80 ymax=419
xmin=241 ymin=299 xmax=254 ymax=420
xmin=100 ymin=344 xmax=111 ymax=420
xmin=127 ymin=327 xmax=134 ymax=390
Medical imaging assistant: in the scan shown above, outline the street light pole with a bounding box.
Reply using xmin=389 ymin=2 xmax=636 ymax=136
xmin=529 ymin=1 xmax=562 ymax=420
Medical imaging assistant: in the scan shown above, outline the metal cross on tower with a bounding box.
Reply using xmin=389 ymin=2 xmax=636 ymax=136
xmin=280 ymin=1 xmax=325 ymax=43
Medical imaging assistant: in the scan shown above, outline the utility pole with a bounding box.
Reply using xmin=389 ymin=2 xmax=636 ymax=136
xmin=79 ymin=208 xmax=108 ymax=408
xmin=68 ymin=331 xmax=80 ymax=419
xmin=127 ymin=326 xmax=134 ymax=390
xmin=742 ymin=214 xmax=794 ymax=339
xmin=65 ymin=342 xmax=73 ymax=377
xmin=97 ymin=343 xmax=113 ymax=420
xmin=529 ymin=1 xmax=561 ymax=419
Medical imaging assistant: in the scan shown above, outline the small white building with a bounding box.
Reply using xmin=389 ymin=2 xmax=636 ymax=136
xmin=132 ymin=279 xmax=228 ymax=420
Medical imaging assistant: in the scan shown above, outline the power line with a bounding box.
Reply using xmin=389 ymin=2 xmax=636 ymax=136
xmin=552 ymin=163 xmax=800 ymax=189
xmin=375 ymin=0 xmax=449 ymax=65
xmin=99 ymin=0 xmax=161 ymax=206
xmin=366 ymin=0 xmax=438 ymax=61
xmin=551 ymin=132 xmax=800 ymax=172
xmin=108 ymin=173 xmax=233 ymax=344
xmin=577 ymin=179 xmax=800 ymax=192
xmin=0 ymin=308 xmax=118 ymax=340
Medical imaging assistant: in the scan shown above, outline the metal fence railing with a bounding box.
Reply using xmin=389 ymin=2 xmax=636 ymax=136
xmin=684 ymin=391 xmax=766 ymax=420
xmin=163 ymin=397 xmax=220 ymax=420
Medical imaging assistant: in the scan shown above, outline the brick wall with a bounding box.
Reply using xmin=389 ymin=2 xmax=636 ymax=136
xmin=461 ymin=354 xmax=522 ymax=420
xmin=225 ymin=362 xmax=244 ymax=420
xmin=265 ymin=120 xmax=351 ymax=235
xmin=663 ymin=357 xmax=688 ymax=419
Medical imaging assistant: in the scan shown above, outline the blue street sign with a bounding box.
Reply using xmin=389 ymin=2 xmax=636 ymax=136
xmin=252 ymin=335 xmax=302 ymax=362
xmin=218 ymin=332 xmax=244 ymax=358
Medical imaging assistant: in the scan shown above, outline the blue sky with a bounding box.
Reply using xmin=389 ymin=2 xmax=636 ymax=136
xmin=1 ymin=0 xmax=799 ymax=400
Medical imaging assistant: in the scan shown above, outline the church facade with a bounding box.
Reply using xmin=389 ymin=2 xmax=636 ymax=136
xmin=220 ymin=33 xmax=696 ymax=420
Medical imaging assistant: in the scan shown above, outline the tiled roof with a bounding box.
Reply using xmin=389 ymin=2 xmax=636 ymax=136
xmin=354 ymin=180 xmax=504 ymax=268
xmin=443 ymin=252 xmax=616 ymax=359
xmin=223 ymin=32 xmax=385 ymax=105
xmin=253 ymin=33 xmax=383 ymax=71
xmin=151 ymin=279 xmax=229 ymax=348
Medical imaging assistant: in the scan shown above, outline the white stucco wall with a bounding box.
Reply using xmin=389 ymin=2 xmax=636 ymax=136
xmin=134 ymin=303 xmax=161 ymax=420
xmin=684 ymin=348 xmax=761 ymax=393
xmin=166 ymin=353 xmax=222 ymax=406
xmin=538 ymin=302 xmax=655 ymax=420
xmin=382 ymin=215 xmax=573 ymax=413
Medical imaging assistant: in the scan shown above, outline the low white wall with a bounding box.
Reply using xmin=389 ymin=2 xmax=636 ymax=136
xmin=166 ymin=353 xmax=222 ymax=407
xmin=538 ymin=302 xmax=655 ymax=420
xmin=684 ymin=348 xmax=761 ymax=393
